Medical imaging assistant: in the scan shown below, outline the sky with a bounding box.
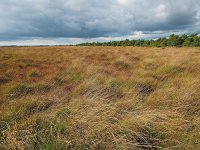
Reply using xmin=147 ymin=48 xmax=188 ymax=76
xmin=0 ymin=0 xmax=200 ymax=46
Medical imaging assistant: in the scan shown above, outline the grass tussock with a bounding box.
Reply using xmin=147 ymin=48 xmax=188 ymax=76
xmin=0 ymin=76 xmax=10 ymax=85
xmin=0 ymin=46 xmax=199 ymax=150
xmin=29 ymin=71 xmax=41 ymax=78
xmin=8 ymin=83 xmax=51 ymax=98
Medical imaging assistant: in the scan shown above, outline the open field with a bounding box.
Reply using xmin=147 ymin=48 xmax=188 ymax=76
xmin=0 ymin=46 xmax=200 ymax=150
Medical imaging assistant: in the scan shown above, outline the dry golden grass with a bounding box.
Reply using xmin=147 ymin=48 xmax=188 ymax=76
xmin=0 ymin=46 xmax=200 ymax=150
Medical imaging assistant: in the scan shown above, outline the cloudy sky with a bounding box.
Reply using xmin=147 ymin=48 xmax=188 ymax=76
xmin=0 ymin=0 xmax=200 ymax=45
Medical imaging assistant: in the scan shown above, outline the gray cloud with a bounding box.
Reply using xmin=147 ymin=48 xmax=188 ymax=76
xmin=0 ymin=0 xmax=200 ymax=43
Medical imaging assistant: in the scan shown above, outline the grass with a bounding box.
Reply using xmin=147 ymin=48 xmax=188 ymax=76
xmin=8 ymin=83 xmax=51 ymax=98
xmin=29 ymin=71 xmax=41 ymax=78
xmin=0 ymin=76 xmax=10 ymax=85
xmin=0 ymin=46 xmax=199 ymax=149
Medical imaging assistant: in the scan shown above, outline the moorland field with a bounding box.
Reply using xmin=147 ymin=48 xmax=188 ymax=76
xmin=0 ymin=46 xmax=200 ymax=149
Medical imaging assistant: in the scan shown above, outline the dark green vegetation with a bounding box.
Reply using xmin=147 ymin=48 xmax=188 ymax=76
xmin=78 ymin=33 xmax=200 ymax=47
xmin=0 ymin=46 xmax=200 ymax=150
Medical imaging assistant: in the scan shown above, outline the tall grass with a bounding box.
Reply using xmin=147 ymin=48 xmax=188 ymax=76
xmin=0 ymin=46 xmax=199 ymax=149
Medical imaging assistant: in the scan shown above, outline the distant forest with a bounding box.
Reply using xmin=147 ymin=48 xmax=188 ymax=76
xmin=77 ymin=33 xmax=200 ymax=47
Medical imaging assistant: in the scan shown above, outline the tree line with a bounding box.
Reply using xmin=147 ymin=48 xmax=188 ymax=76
xmin=77 ymin=33 xmax=200 ymax=47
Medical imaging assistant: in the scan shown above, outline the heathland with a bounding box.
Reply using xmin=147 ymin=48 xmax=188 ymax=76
xmin=0 ymin=46 xmax=200 ymax=149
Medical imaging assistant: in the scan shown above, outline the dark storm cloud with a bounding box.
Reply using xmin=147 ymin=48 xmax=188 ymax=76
xmin=0 ymin=0 xmax=200 ymax=41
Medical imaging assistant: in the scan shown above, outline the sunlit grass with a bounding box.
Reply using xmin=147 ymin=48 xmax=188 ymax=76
xmin=0 ymin=46 xmax=199 ymax=149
